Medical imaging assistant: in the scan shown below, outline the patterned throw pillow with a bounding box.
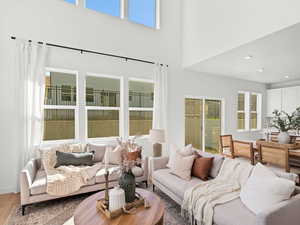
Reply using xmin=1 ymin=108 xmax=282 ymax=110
xmin=170 ymin=152 xmax=195 ymax=180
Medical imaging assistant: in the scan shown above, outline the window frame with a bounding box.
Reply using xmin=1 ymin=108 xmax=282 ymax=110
xmin=85 ymin=72 xmax=122 ymax=141
xmin=128 ymin=77 xmax=154 ymax=138
xmin=250 ymin=92 xmax=262 ymax=131
xmin=43 ymin=67 xmax=79 ymax=144
xmin=66 ymin=0 xmax=160 ymax=29
xmin=237 ymin=91 xmax=262 ymax=132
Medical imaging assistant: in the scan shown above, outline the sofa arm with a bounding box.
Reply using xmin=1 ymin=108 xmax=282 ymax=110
xmin=256 ymin=195 xmax=300 ymax=225
xmin=150 ymin=156 xmax=169 ymax=172
xmin=20 ymin=159 xmax=38 ymax=205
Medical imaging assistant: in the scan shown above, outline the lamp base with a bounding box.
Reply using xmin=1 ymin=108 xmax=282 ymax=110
xmin=153 ymin=143 xmax=162 ymax=157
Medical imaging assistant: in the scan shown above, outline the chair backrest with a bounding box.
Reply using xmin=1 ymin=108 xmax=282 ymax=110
xmin=258 ymin=144 xmax=290 ymax=172
xmin=219 ymin=135 xmax=233 ymax=157
xmin=270 ymin=132 xmax=279 ymax=142
xmin=232 ymin=141 xmax=255 ymax=165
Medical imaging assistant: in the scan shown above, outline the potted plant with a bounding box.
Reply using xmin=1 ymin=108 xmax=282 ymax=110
xmin=271 ymin=110 xmax=297 ymax=144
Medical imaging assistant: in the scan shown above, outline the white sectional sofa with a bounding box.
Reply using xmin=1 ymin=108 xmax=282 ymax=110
xmin=150 ymin=153 xmax=300 ymax=225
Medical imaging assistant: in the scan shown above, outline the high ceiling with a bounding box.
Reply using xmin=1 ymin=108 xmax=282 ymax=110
xmin=188 ymin=23 xmax=300 ymax=84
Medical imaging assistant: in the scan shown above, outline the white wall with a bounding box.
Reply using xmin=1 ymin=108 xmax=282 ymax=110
xmin=182 ymin=0 xmax=300 ymax=67
xmin=0 ymin=0 xmax=266 ymax=193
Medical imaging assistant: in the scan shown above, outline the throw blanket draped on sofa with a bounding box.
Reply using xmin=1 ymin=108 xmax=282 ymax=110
xmin=46 ymin=163 xmax=103 ymax=196
xmin=182 ymin=158 xmax=253 ymax=225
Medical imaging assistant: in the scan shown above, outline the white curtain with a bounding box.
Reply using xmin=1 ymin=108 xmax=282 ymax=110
xmin=153 ymin=63 xmax=168 ymax=140
xmin=14 ymin=40 xmax=48 ymax=169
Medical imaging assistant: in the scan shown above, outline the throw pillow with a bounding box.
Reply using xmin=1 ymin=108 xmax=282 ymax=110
xmin=196 ymin=149 xmax=224 ymax=178
xmin=103 ymin=145 xmax=123 ymax=165
xmin=192 ymin=156 xmax=214 ymax=180
xmin=170 ymin=152 xmax=195 ymax=180
xmin=86 ymin=144 xmax=107 ymax=162
xmin=240 ymin=163 xmax=295 ymax=214
xmin=55 ymin=151 xmax=94 ymax=168
xmin=167 ymin=144 xmax=194 ymax=168
xmin=126 ymin=149 xmax=142 ymax=161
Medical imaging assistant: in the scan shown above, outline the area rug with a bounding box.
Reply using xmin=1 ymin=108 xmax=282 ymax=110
xmin=5 ymin=188 xmax=188 ymax=225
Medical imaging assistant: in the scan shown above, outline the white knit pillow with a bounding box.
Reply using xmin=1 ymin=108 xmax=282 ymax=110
xmin=167 ymin=144 xmax=194 ymax=168
xmin=170 ymin=152 xmax=195 ymax=180
xmin=240 ymin=163 xmax=295 ymax=214
xmin=103 ymin=145 xmax=123 ymax=165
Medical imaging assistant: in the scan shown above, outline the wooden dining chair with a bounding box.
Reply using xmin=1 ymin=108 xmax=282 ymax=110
xmin=258 ymin=144 xmax=290 ymax=172
xmin=219 ymin=135 xmax=234 ymax=157
xmin=232 ymin=141 xmax=255 ymax=165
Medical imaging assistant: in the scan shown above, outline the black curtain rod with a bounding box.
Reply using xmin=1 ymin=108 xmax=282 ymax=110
xmin=10 ymin=36 xmax=168 ymax=67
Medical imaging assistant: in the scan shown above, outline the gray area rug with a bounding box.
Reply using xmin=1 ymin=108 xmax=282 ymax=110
xmin=5 ymin=187 xmax=188 ymax=225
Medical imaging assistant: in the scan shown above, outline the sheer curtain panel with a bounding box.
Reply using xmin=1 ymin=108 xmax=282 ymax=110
xmin=14 ymin=40 xmax=48 ymax=170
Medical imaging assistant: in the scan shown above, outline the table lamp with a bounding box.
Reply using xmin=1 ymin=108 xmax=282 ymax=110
xmin=149 ymin=129 xmax=165 ymax=157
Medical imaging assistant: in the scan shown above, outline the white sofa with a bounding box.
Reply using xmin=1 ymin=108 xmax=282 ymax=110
xmin=150 ymin=155 xmax=300 ymax=225
xmin=20 ymin=153 xmax=148 ymax=215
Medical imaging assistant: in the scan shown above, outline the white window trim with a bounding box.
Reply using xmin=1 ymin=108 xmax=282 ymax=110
xmin=85 ymin=73 xmax=122 ymax=141
xmin=237 ymin=91 xmax=262 ymax=132
xmin=43 ymin=68 xmax=79 ymax=144
xmin=128 ymin=77 xmax=154 ymax=138
xmin=71 ymin=0 xmax=160 ymax=29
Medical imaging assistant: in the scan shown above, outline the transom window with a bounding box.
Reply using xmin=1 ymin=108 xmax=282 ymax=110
xmin=64 ymin=0 xmax=159 ymax=29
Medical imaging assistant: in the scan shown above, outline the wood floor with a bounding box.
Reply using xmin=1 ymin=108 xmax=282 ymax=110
xmin=0 ymin=193 xmax=20 ymax=225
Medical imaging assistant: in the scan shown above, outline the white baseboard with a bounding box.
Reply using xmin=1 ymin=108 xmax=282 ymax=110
xmin=0 ymin=185 xmax=18 ymax=194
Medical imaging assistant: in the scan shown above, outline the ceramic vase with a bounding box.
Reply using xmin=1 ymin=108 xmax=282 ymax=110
xmin=278 ymin=132 xmax=290 ymax=144
xmin=109 ymin=186 xmax=125 ymax=211
xmin=119 ymin=169 xmax=136 ymax=203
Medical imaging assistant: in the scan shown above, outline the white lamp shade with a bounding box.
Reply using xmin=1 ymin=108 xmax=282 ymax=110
xmin=149 ymin=129 xmax=165 ymax=143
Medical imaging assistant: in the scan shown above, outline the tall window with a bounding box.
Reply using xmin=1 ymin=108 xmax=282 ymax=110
xmin=85 ymin=0 xmax=121 ymax=17
xmin=129 ymin=79 xmax=154 ymax=136
xmin=86 ymin=75 xmax=120 ymax=138
xmin=237 ymin=92 xmax=246 ymax=130
xmin=237 ymin=92 xmax=261 ymax=131
xmin=44 ymin=69 xmax=77 ymax=141
xmin=128 ymin=0 xmax=156 ymax=28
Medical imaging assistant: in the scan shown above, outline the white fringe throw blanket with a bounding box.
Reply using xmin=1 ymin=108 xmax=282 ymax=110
xmin=46 ymin=163 xmax=104 ymax=196
xmin=182 ymin=158 xmax=253 ymax=225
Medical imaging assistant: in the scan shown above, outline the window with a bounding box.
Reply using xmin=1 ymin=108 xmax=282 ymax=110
xmin=44 ymin=69 xmax=77 ymax=141
xmin=85 ymin=0 xmax=121 ymax=17
xmin=237 ymin=92 xmax=261 ymax=131
xmin=250 ymin=94 xmax=259 ymax=130
xmin=86 ymin=75 xmax=120 ymax=138
xmin=237 ymin=93 xmax=246 ymax=130
xmin=64 ymin=0 xmax=77 ymax=4
xmin=129 ymin=79 xmax=154 ymax=136
xmin=128 ymin=0 xmax=156 ymax=28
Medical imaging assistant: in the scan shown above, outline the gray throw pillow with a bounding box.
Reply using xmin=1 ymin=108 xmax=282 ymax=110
xmin=195 ymin=149 xmax=224 ymax=178
xmin=55 ymin=151 xmax=94 ymax=168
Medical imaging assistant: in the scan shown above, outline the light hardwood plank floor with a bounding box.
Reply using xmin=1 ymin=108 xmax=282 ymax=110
xmin=0 ymin=193 xmax=20 ymax=225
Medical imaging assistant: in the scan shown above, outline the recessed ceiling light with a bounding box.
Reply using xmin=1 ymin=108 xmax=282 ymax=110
xmin=244 ymin=55 xmax=253 ymax=60
xmin=257 ymin=68 xmax=264 ymax=73
xmin=285 ymin=75 xmax=289 ymax=79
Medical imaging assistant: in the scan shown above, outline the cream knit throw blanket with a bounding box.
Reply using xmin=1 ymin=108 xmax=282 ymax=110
xmin=46 ymin=163 xmax=104 ymax=196
xmin=182 ymin=158 xmax=253 ymax=225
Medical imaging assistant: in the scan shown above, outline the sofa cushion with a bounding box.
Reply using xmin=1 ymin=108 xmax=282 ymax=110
xmin=167 ymin=144 xmax=194 ymax=169
xmin=214 ymin=198 xmax=256 ymax=225
xmin=170 ymin=152 xmax=195 ymax=180
xmin=240 ymin=163 xmax=295 ymax=214
xmin=103 ymin=146 xmax=123 ymax=165
xmin=86 ymin=144 xmax=107 ymax=162
xmin=30 ymin=170 xmax=47 ymax=195
xmin=196 ymin=150 xmax=224 ymax=178
xmin=192 ymin=156 xmax=213 ymax=180
xmin=55 ymin=151 xmax=94 ymax=168
xmin=153 ymin=168 xmax=204 ymax=199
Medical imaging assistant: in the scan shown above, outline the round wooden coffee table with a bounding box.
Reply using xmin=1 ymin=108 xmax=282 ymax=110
xmin=74 ymin=188 xmax=165 ymax=225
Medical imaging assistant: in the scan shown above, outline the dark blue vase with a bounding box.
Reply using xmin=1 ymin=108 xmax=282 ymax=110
xmin=119 ymin=169 xmax=136 ymax=203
